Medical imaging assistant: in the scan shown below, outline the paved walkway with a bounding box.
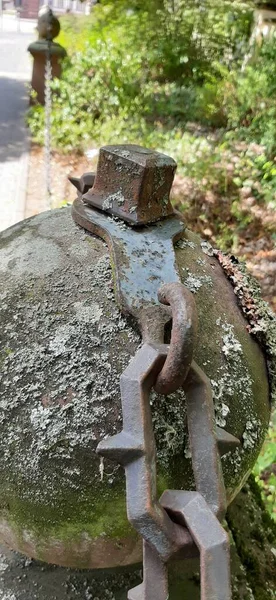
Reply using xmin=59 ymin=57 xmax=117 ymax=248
xmin=0 ymin=14 xmax=36 ymax=232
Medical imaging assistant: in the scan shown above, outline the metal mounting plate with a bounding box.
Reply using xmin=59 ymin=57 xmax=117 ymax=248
xmin=72 ymin=198 xmax=185 ymax=339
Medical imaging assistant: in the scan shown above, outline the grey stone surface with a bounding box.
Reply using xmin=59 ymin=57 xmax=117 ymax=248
xmin=0 ymin=541 xmax=141 ymax=600
xmin=0 ymin=17 xmax=35 ymax=231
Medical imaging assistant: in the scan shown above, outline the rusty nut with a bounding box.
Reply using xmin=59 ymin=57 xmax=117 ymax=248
xmin=82 ymin=144 xmax=177 ymax=225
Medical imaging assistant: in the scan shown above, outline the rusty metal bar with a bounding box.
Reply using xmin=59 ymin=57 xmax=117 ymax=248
xmin=184 ymin=362 xmax=227 ymax=520
xmin=97 ymin=343 xmax=194 ymax=565
xmin=161 ymin=491 xmax=231 ymax=600
xmin=128 ymin=541 xmax=168 ymax=600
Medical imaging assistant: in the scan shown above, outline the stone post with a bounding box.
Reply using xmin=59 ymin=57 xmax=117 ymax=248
xmin=28 ymin=5 xmax=67 ymax=105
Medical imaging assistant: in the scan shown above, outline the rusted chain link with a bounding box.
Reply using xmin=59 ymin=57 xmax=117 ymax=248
xmin=97 ymin=282 xmax=231 ymax=600
xmin=97 ymin=343 xmax=196 ymax=600
xmin=161 ymin=491 xmax=230 ymax=600
xmin=154 ymin=282 xmax=198 ymax=395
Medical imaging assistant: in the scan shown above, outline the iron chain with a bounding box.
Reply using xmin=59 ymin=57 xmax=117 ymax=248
xmin=44 ymin=37 xmax=52 ymax=206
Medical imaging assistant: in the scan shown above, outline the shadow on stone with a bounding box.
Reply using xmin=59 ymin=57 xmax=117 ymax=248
xmin=0 ymin=76 xmax=30 ymax=163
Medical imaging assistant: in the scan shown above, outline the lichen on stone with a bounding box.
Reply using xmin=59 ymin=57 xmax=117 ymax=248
xmin=102 ymin=190 xmax=125 ymax=210
xmin=242 ymin=418 xmax=263 ymax=450
xmin=214 ymin=251 xmax=276 ymax=407
xmin=183 ymin=272 xmax=213 ymax=293
xmin=150 ymin=387 xmax=189 ymax=469
xmin=175 ymin=239 xmax=196 ymax=250
xmin=210 ymin=317 xmax=253 ymax=431
xmin=200 ymin=240 xmax=214 ymax=256
xmin=107 ymin=215 xmax=128 ymax=231
xmin=219 ymin=320 xmax=243 ymax=357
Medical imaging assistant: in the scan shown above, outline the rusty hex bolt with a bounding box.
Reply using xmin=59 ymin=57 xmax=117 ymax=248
xmin=82 ymin=144 xmax=177 ymax=226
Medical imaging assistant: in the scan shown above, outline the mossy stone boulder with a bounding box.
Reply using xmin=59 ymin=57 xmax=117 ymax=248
xmin=0 ymin=208 xmax=270 ymax=568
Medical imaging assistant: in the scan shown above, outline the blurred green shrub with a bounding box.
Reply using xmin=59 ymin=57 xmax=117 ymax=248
xmin=223 ymin=39 xmax=276 ymax=155
xmin=27 ymin=0 xmax=254 ymax=150
xmin=254 ymin=412 xmax=276 ymax=522
xmin=27 ymin=0 xmax=276 ymax=220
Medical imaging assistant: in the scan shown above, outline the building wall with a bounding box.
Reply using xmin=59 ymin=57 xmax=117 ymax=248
xmin=20 ymin=0 xmax=40 ymax=18
xmin=51 ymin=0 xmax=86 ymax=14
xmin=254 ymin=7 xmax=276 ymax=43
xmin=20 ymin=0 xmax=86 ymax=19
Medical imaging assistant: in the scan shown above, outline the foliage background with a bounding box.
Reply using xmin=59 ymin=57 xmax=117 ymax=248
xmin=28 ymin=0 xmax=276 ymax=519
xmin=29 ymin=0 xmax=276 ymax=233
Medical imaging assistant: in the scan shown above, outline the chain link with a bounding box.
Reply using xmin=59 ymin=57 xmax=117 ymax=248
xmin=44 ymin=37 xmax=52 ymax=207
